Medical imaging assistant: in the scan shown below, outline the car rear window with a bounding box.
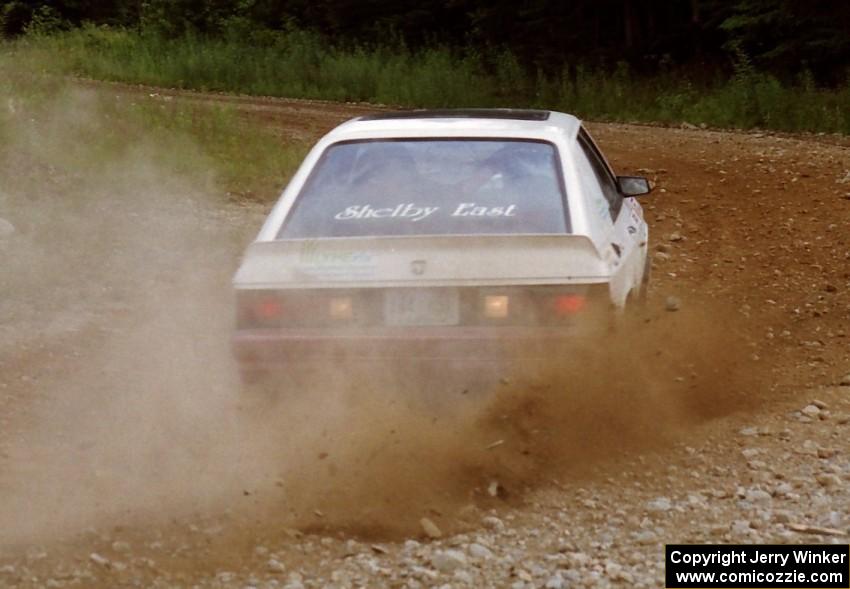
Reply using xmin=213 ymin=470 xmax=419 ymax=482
xmin=277 ymin=139 xmax=570 ymax=238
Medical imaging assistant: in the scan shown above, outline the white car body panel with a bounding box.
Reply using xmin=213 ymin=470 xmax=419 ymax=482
xmin=236 ymin=110 xmax=649 ymax=307
xmin=235 ymin=234 xmax=609 ymax=289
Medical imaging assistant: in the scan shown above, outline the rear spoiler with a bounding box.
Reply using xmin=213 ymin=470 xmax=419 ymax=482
xmin=234 ymin=234 xmax=610 ymax=289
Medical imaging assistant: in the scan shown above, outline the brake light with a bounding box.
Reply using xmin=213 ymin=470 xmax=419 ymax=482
xmin=483 ymin=295 xmax=510 ymax=319
xmin=553 ymin=294 xmax=586 ymax=315
xmin=328 ymin=296 xmax=354 ymax=320
xmin=254 ymin=297 xmax=283 ymax=321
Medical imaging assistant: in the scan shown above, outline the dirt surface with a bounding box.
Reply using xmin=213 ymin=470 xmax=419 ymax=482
xmin=0 ymin=81 xmax=849 ymax=588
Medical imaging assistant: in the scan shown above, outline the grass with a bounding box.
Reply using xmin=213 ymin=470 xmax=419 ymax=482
xmin=6 ymin=26 xmax=850 ymax=135
xmin=0 ymin=47 xmax=308 ymax=202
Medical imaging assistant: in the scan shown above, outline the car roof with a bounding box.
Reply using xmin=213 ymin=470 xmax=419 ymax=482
xmin=326 ymin=109 xmax=581 ymax=142
xmin=358 ymin=109 xmax=551 ymax=122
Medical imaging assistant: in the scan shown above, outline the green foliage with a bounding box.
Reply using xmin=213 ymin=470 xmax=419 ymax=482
xmin=720 ymin=0 xmax=850 ymax=80
xmin=2 ymin=0 xmax=849 ymax=85
xmin=0 ymin=48 xmax=306 ymax=201
xmin=493 ymin=50 xmax=527 ymax=102
xmin=17 ymin=26 xmax=497 ymax=107
xmin=24 ymin=5 xmax=66 ymax=36
xmin=139 ymin=0 xmax=240 ymax=38
xmin=9 ymin=27 xmax=850 ymax=135
xmin=0 ymin=1 xmax=32 ymax=37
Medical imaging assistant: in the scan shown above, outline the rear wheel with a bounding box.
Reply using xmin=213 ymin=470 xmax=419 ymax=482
xmin=609 ymin=262 xmax=650 ymax=332
xmin=637 ymin=258 xmax=652 ymax=305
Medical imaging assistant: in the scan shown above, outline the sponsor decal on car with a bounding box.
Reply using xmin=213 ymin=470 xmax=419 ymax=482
xmin=334 ymin=203 xmax=438 ymax=222
xmin=295 ymin=240 xmax=378 ymax=279
xmin=333 ymin=202 xmax=518 ymax=223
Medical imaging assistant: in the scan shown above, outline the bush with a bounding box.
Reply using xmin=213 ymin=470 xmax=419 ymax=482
xmin=24 ymin=5 xmax=67 ymax=36
xmin=1 ymin=1 xmax=33 ymax=37
xmin=10 ymin=27 xmax=850 ymax=135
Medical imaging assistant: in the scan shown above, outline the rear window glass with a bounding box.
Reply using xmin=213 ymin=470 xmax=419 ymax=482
xmin=277 ymin=139 xmax=569 ymax=238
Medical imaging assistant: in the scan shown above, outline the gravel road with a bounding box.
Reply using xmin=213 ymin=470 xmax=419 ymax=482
xmin=0 ymin=81 xmax=848 ymax=588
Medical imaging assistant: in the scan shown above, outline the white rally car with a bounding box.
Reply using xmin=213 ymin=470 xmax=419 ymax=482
xmin=232 ymin=109 xmax=651 ymax=383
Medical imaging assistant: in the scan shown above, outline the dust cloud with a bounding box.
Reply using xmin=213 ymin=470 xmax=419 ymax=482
xmin=0 ymin=74 xmax=755 ymax=551
xmin=246 ymin=301 xmax=757 ymax=539
xmin=0 ymin=75 xmax=257 ymax=547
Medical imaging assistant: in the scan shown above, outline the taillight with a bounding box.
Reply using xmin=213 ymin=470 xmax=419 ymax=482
xmin=328 ymin=296 xmax=354 ymax=321
xmin=255 ymin=297 xmax=283 ymax=321
xmin=235 ymin=285 xmax=604 ymax=329
xmin=237 ymin=291 xmax=284 ymax=328
xmin=237 ymin=289 xmax=366 ymax=328
xmin=552 ymin=294 xmax=586 ymax=316
xmin=483 ymin=295 xmax=510 ymax=319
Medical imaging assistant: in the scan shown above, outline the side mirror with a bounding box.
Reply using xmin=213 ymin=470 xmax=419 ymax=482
xmin=617 ymin=176 xmax=652 ymax=197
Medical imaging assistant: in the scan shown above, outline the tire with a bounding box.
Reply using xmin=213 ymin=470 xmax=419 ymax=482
xmin=637 ymin=257 xmax=652 ymax=305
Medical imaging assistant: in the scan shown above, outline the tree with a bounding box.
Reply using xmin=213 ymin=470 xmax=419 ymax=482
xmin=721 ymin=0 xmax=850 ymax=81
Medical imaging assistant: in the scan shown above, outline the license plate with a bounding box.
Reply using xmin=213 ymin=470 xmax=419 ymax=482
xmin=384 ymin=289 xmax=459 ymax=326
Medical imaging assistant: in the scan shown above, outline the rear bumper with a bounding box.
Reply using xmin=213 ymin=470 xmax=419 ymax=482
xmin=232 ymin=325 xmax=582 ymax=370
